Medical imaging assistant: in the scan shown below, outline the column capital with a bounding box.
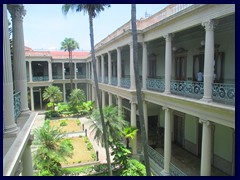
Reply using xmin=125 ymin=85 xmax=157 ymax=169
xmin=8 ymin=5 xmax=26 ymax=21
xmin=202 ymin=19 xmax=218 ymax=31
xmin=162 ymin=106 xmax=169 ymax=112
xmin=117 ymin=46 xmax=123 ymax=51
xmin=128 ymin=42 xmax=133 ymax=48
xmin=199 ymin=119 xmax=211 ymax=126
xmin=164 ymin=33 xmax=174 ymax=41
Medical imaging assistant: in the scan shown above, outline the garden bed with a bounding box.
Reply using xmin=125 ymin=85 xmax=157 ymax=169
xmin=49 ymin=118 xmax=82 ymax=133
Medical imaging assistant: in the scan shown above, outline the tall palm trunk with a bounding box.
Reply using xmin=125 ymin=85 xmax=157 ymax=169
xmin=69 ymin=51 xmax=73 ymax=91
xmin=131 ymin=4 xmax=151 ymax=176
xmin=88 ymin=13 xmax=112 ymax=176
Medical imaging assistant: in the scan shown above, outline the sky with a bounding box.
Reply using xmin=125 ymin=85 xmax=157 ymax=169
xmin=8 ymin=4 xmax=169 ymax=51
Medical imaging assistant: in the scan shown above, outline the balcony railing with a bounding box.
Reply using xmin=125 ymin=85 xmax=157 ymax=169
xmin=77 ymin=74 xmax=86 ymax=79
xmin=111 ymin=77 xmax=117 ymax=86
xmin=170 ymin=80 xmax=204 ymax=99
xmin=121 ymin=77 xmax=130 ymax=89
xmin=147 ymin=145 xmax=186 ymax=176
xmin=65 ymin=74 xmax=75 ymax=79
xmin=147 ymin=78 xmax=165 ymax=92
xmin=13 ymin=91 xmax=21 ymax=122
xmin=98 ymin=76 xmax=102 ymax=82
xmin=212 ymin=83 xmax=235 ymax=105
xmin=104 ymin=76 xmax=108 ymax=84
xmin=32 ymin=76 xmax=49 ymax=82
xmin=52 ymin=75 xmax=63 ymax=79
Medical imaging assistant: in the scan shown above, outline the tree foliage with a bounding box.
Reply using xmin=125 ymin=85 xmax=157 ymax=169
xmin=43 ymin=86 xmax=62 ymax=110
xmin=68 ymin=88 xmax=86 ymax=112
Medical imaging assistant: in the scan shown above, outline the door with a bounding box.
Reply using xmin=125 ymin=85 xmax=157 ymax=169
xmin=175 ymin=56 xmax=186 ymax=81
xmin=174 ymin=114 xmax=184 ymax=147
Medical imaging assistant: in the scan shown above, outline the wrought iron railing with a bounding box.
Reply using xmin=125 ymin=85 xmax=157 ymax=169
xmin=32 ymin=76 xmax=49 ymax=82
xmin=121 ymin=77 xmax=130 ymax=89
xmin=170 ymin=80 xmax=204 ymax=99
xmin=65 ymin=74 xmax=75 ymax=79
xmin=104 ymin=76 xmax=108 ymax=84
xmin=147 ymin=78 xmax=165 ymax=92
xmin=147 ymin=145 xmax=186 ymax=176
xmin=52 ymin=75 xmax=63 ymax=79
xmin=77 ymin=74 xmax=86 ymax=79
xmin=212 ymin=83 xmax=235 ymax=105
xmin=111 ymin=77 xmax=117 ymax=86
xmin=13 ymin=91 xmax=21 ymax=121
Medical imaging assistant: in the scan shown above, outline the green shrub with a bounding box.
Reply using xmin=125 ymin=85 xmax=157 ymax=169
xmin=87 ymin=142 xmax=92 ymax=150
xmin=60 ymin=119 xmax=68 ymax=126
xmin=91 ymin=152 xmax=97 ymax=160
xmin=121 ymin=159 xmax=146 ymax=176
xmin=76 ymin=119 xmax=81 ymax=126
xmin=58 ymin=103 xmax=70 ymax=114
xmin=84 ymin=137 xmax=88 ymax=143
xmin=45 ymin=110 xmax=59 ymax=119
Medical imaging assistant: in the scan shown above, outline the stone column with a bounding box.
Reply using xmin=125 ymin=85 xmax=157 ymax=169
xmin=202 ymin=20 xmax=216 ymax=102
xmin=117 ymin=47 xmax=122 ymax=87
xmin=164 ymin=34 xmax=173 ymax=94
xmin=96 ymin=57 xmax=99 ymax=79
xmin=3 ymin=4 xmax=19 ymax=136
xmin=22 ymin=135 xmax=34 ymax=176
xmin=108 ymin=52 xmax=112 ymax=85
xmin=109 ymin=93 xmax=112 ymax=106
xmin=163 ymin=106 xmax=171 ymax=175
xmin=199 ymin=119 xmax=212 ymax=176
xmin=131 ymin=102 xmax=137 ymax=154
xmin=30 ymin=87 xmax=34 ymax=111
xmin=142 ymin=42 xmax=148 ymax=90
xmin=62 ymin=62 xmax=65 ymax=80
xmin=91 ymin=62 xmax=94 ymax=81
xmin=74 ymin=62 xmax=77 ymax=80
xmin=29 ymin=61 xmax=32 ymax=82
xmin=75 ymin=83 xmax=77 ymax=89
xmin=101 ymin=55 xmax=105 ymax=83
xmin=117 ymin=96 xmax=122 ymax=117
xmin=8 ymin=4 xmax=29 ymax=112
xmin=48 ymin=61 xmax=52 ymax=81
xmin=63 ymin=83 xmax=66 ymax=102
xmin=143 ymin=101 xmax=148 ymax=139
xmin=102 ymin=90 xmax=105 ymax=108
xmin=129 ymin=43 xmax=136 ymax=90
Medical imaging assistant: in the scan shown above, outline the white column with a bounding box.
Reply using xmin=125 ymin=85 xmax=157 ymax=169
xmin=131 ymin=102 xmax=137 ymax=154
xmin=96 ymin=57 xmax=99 ymax=79
xmin=109 ymin=93 xmax=112 ymax=106
xmin=74 ymin=62 xmax=77 ymax=79
xmin=22 ymin=136 xmax=34 ymax=176
xmin=63 ymin=83 xmax=66 ymax=102
xmin=91 ymin=62 xmax=94 ymax=81
xmin=92 ymin=86 xmax=95 ymax=102
xmin=163 ymin=107 xmax=171 ymax=175
xmin=9 ymin=4 xmax=29 ymax=112
xmin=3 ymin=4 xmax=19 ymax=136
xmin=164 ymin=34 xmax=173 ymax=94
xmin=62 ymin=62 xmax=65 ymax=80
xmin=102 ymin=90 xmax=105 ymax=108
xmin=108 ymin=52 xmax=112 ymax=85
xmin=75 ymin=83 xmax=77 ymax=89
xmin=143 ymin=101 xmax=148 ymax=140
xmin=142 ymin=42 xmax=148 ymax=90
xmin=29 ymin=61 xmax=32 ymax=82
xmin=117 ymin=47 xmax=122 ymax=87
xmin=101 ymin=55 xmax=105 ymax=83
xmin=202 ymin=20 xmax=216 ymax=102
xmin=30 ymin=87 xmax=34 ymax=111
xmin=199 ymin=119 xmax=212 ymax=176
xmin=117 ymin=96 xmax=122 ymax=117
xmin=48 ymin=61 xmax=52 ymax=81
xmin=129 ymin=43 xmax=136 ymax=90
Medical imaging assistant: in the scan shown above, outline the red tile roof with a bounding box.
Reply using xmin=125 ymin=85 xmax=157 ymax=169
xmin=25 ymin=47 xmax=90 ymax=59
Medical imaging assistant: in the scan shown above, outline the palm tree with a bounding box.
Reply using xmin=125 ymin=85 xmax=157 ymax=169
xmin=69 ymin=88 xmax=86 ymax=113
xmin=60 ymin=38 xmax=79 ymax=92
xmin=62 ymin=4 xmax=112 ymax=175
xmin=43 ymin=86 xmax=62 ymax=110
xmin=33 ymin=120 xmax=73 ymax=175
xmin=90 ymin=106 xmax=129 ymax=147
xmin=131 ymin=4 xmax=151 ymax=175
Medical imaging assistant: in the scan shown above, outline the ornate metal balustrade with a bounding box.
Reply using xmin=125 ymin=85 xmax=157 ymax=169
xmin=212 ymin=83 xmax=235 ymax=105
xmin=121 ymin=77 xmax=130 ymax=89
xmin=52 ymin=75 xmax=63 ymax=79
xmin=111 ymin=77 xmax=117 ymax=86
xmin=147 ymin=145 xmax=186 ymax=176
xmin=77 ymin=74 xmax=86 ymax=79
xmin=104 ymin=76 xmax=108 ymax=84
xmin=32 ymin=76 xmax=49 ymax=82
xmin=98 ymin=76 xmax=102 ymax=82
xmin=147 ymin=78 xmax=165 ymax=92
xmin=170 ymin=80 xmax=204 ymax=99
xmin=65 ymin=75 xmax=75 ymax=79
xmin=13 ymin=92 xmax=21 ymax=122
